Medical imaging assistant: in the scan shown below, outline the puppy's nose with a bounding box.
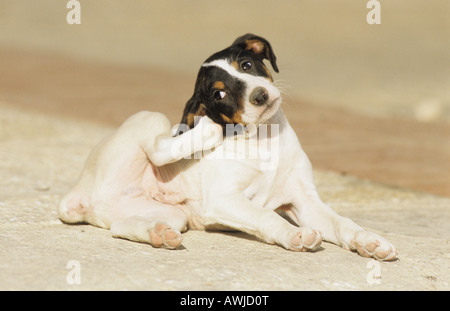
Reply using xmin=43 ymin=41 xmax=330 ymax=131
xmin=250 ymin=87 xmax=269 ymax=106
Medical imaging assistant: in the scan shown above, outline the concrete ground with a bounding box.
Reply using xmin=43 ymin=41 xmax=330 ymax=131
xmin=0 ymin=0 xmax=449 ymax=290
xmin=0 ymin=101 xmax=449 ymax=290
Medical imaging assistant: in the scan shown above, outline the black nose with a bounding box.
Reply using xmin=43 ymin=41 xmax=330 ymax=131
xmin=250 ymin=87 xmax=269 ymax=106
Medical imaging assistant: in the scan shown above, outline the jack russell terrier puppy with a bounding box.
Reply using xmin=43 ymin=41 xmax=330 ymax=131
xmin=58 ymin=34 xmax=397 ymax=261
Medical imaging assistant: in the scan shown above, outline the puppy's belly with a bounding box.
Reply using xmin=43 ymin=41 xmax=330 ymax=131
xmin=140 ymin=163 xmax=186 ymax=205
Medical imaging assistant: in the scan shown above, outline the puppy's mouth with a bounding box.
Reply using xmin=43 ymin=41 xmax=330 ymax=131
xmin=259 ymin=97 xmax=282 ymax=120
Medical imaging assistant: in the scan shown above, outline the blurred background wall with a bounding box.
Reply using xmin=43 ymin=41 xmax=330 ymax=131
xmin=0 ymin=0 xmax=448 ymax=122
xmin=0 ymin=0 xmax=449 ymax=196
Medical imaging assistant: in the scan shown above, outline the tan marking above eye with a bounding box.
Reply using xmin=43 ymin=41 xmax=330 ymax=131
xmin=213 ymin=81 xmax=225 ymax=90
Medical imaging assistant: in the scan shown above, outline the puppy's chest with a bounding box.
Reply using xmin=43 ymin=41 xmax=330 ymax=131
xmin=243 ymin=165 xmax=292 ymax=208
xmin=242 ymin=136 xmax=298 ymax=208
xmin=208 ymin=131 xmax=280 ymax=168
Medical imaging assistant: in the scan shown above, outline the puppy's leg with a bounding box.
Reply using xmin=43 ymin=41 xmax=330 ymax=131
xmin=293 ymin=197 xmax=397 ymax=260
xmin=144 ymin=115 xmax=223 ymax=166
xmin=109 ymin=197 xmax=187 ymax=249
xmin=109 ymin=111 xmax=222 ymax=167
xmin=201 ymin=160 xmax=322 ymax=251
xmin=289 ymin=156 xmax=398 ymax=261
xmin=204 ymin=193 xmax=321 ymax=251
xmin=59 ymin=111 xmax=219 ymax=229
xmin=112 ymin=217 xmax=184 ymax=249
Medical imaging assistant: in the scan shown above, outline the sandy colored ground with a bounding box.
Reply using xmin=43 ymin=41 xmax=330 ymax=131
xmin=0 ymin=0 xmax=449 ymax=291
xmin=0 ymin=102 xmax=449 ymax=290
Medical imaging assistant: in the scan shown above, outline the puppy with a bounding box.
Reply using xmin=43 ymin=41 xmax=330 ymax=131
xmin=58 ymin=34 xmax=397 ymax=260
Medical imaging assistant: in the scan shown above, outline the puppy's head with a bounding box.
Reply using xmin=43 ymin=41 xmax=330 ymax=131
xmin=177 ymin=34 xmax=281 ymax=134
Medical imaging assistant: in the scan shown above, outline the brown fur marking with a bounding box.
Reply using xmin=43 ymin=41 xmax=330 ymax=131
xmin=186 ymin=104 xmax=206 ymax=127
xmin=213 ymin=81 xmax=225 ymax=90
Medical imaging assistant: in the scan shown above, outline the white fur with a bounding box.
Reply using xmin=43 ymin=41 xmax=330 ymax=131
xmin=58 ymin=80 xmax=397 ymax=261
xmin=203 ymin=59 xmax=282 ymax=125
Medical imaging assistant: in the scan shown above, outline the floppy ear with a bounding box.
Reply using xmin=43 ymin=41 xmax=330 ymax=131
xmin=232 ymin=33 xmax=279 ymax=73
xmin=176 ymin=95 xmax=206 ymax=135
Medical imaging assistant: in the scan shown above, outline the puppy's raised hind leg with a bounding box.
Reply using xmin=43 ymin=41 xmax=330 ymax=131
xmin=144 ymin=116 xmax=223 ymax=166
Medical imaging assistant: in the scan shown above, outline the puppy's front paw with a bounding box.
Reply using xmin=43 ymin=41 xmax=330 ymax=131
xmin=289 ymin=227 xmax=322 ymax=252
xmin=352 ymin=231 xmax=397 ymax=261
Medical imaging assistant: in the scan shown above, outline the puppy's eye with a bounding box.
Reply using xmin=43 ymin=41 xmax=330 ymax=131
xmin=241 ymin=61 xmax=252 ymax=71
xmin=213 ymin=90 xmax=227 ymax=100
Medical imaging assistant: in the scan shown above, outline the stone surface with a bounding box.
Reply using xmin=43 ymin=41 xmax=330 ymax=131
xmin=1 ymin=103 xmax=448 ymax=290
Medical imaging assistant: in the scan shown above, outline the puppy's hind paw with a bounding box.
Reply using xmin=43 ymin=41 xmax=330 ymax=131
xmin=149 ymin=223 xmax=183 ymax=249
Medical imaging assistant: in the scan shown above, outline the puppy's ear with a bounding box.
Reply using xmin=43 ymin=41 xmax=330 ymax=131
xmin=176 ymin=96 xmax=206 ymax=135
xmin=232 ymin=33 xmax=279 ymax=73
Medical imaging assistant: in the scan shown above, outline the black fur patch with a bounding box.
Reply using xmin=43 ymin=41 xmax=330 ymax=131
xmin=176 ymin=34 xmax=278 ymax=136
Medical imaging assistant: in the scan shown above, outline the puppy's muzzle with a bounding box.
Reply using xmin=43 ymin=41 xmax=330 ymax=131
xmin=250 ymin=87 xmax=269 ymax=106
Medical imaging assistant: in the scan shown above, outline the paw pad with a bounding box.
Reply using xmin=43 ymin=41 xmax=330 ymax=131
xmin=353 ymin=232 xmax=398 ymax=261
xmin=290 ymin=228 xmax=322 ymax=252
xmin=149 ymin=223 xmax=183 ymax=249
